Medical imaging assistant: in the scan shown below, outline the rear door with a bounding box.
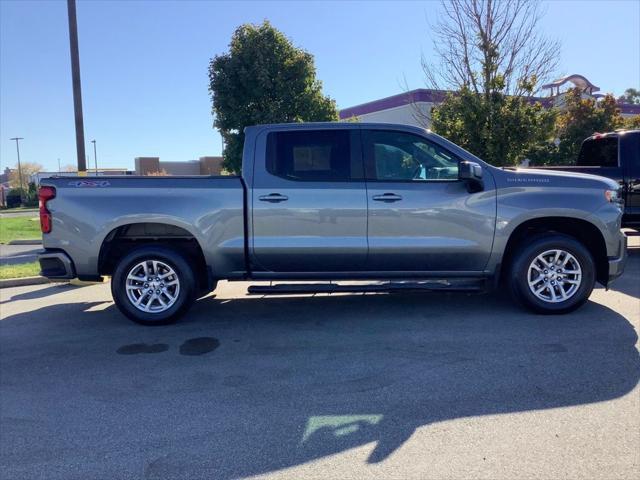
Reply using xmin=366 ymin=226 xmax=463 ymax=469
xmin=362 ymin=128 xmax=495 ymax=272
xmin=251 ymin=128 xmax=368 ymax=272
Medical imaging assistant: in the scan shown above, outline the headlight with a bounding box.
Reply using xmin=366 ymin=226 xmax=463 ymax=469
xmin=605 ymin=189 xmax=623 ymax=206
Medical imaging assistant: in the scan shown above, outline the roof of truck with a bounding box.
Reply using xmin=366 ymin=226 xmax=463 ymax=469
xmin=586 ymin=129 xmax=639 ymax=140
xmin=245 ymin=122 xmax=431 ymax=135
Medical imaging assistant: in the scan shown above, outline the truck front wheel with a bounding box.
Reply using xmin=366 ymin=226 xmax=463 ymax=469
xmin=507 ymin=234 xmax=596 ymax=314
xmin=111 ymin=246 xmax=196 ymax=325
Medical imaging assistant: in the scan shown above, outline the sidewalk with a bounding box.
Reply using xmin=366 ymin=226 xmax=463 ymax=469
xmin=0 ymin=244 xmax=41 ymax=266
xmin=0 ymin=208 xmax=39 ymax=218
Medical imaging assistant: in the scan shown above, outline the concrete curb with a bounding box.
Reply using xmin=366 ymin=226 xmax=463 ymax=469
xmin=70 ymin=278 xmax=108 ymax=286
xmin=0 ymin=276 xmax=50 ymax=289
xmin=7 ymin=239 xmax=42 ymax=246
xmin=0 ymin=209 xmax=38 ymax=216
xmin=0 ymin=277 xmax=106 ymax=289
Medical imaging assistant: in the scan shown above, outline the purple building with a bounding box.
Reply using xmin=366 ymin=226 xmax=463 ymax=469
xmin=339 ymin=74 xmax=640 ymax=128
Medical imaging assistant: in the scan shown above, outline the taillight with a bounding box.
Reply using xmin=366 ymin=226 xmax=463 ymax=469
xmin=38 ymin=186 xmax=56 ymax=233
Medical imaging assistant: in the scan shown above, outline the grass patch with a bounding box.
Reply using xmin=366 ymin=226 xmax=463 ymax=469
xmin=0 ymin=217 xmax=41 ymax=244
xmin=0 ymin=261 xmax=41 ymax=280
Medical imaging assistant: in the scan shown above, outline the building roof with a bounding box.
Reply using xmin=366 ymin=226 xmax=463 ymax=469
xmin=542 ymin=74 xmax=600 ymax=93
xmin=339 ymin=88 xmax=553 ymax=119
xmin=340 ymin=89 xmax=448 ymax=119
xmin=619 ymin=103 xmax=640 ymax=115
xmin=340 ymin=84 xmax=640 ymax=118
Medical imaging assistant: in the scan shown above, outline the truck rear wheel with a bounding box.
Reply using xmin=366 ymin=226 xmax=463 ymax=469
xmin=507 ymin=234 xmax=595 ymax=314
xmin=111 ymin=246 xmax=196 ymax=325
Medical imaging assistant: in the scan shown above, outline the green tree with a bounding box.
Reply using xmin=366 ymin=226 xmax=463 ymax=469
xmin=618 ymin=88 xmax=640 ymax=105
xmin=209 ymin=21 xmax=338 ymax=173
xmin=548 ymin=89 xmax=624 ymax=164
xmin=423 ymin=0 xmax=559 ymax=166
xmin=624 ymin=115 xmax=640 ymax=129
xmin=431 ymin=87 xmax=556 ymax=166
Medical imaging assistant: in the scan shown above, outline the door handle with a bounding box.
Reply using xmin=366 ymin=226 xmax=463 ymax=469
xmin=259 ymin=193 xmax=289 ymax=203
xmin=372 ymin=193 xmax=403 ymax=202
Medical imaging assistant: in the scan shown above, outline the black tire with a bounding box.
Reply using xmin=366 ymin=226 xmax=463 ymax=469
xmin=507 ymin=234 xmax=596 ymax=314
xmin=111 ymin=246 xmax=196 ymax=325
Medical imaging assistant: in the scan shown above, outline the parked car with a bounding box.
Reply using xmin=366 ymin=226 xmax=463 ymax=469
xmin=528 ymin=129 xmax=639 ymax=228
xmin=37 ymin=123 xmax=627 ymax=324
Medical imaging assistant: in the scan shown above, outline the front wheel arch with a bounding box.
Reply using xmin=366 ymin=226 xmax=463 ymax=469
xmin=499 ymin=217 xmax=608 ymax=286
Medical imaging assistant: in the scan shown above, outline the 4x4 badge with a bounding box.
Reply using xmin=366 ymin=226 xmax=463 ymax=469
xmin=69 ymin=180 xmax=110 ymax=187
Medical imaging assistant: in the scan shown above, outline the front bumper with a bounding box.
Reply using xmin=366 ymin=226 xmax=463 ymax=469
xmin=38 ymin=250 xmax=76 ymax=279
xmin=607 ymin=233 xmax=627 ymax=284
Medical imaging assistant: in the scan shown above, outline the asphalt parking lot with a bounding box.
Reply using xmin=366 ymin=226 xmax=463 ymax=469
xmin=1 ymin=243 xmax=639 ymax=479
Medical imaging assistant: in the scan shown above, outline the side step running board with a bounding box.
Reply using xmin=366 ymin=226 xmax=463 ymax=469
xmin=247 ymin=280 xmax=486 ymax=295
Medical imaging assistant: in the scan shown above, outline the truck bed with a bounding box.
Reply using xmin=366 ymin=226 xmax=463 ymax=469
xmin=40 ymin=175 xmax=247 ymax=279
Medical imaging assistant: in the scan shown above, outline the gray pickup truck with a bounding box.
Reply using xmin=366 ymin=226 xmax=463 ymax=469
xmin=38 ymin=123 xmax=627 ymax=325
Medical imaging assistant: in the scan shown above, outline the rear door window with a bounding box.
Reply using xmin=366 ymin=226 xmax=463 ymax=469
xmin=577 ymin=137 xmax=619 ymax=167
xmin=266 ymin=130 xmax=361 ymax=181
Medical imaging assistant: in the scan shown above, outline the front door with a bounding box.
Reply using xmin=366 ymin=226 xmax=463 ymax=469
xmin=362 ymin=128 xmax=495 ymax=272
xmin=251 ymin=128 xmax=368 ymax=272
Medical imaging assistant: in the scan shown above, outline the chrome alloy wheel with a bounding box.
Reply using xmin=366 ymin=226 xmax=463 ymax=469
xmin=125 ymin=260 xmax=180 ymax=313
xmin=527 ymin=249 xmax=582 ymax=303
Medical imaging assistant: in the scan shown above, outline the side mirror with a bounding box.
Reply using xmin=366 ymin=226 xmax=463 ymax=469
xmin=459 ymin=161 xmax=484 ymax=192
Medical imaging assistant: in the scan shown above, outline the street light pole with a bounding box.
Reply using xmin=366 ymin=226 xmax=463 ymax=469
xmin=9 ymin=137 xmax=25 ymax=203
xmin=91 ymin=139 xmax=98 ymax=174
xmin=67 ymin=0 xmax=86 ymax=175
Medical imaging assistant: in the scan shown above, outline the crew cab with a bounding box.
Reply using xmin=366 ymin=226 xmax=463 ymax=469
xmin=37 ymin=123 xmax=627 ymax=325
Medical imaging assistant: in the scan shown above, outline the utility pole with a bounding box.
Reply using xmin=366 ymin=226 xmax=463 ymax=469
xmin=67 ymin=0 xmax=86 ymax=175
xmin=9 ymin=137 xmax=25 ymax=203
xmin=57 ymin=158 xmax=61 ymax=174
xmin=91 ymin=139 xmax=98 ymax=174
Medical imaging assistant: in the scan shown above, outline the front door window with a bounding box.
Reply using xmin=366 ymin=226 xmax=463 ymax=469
xmin=365 ymin=130 xmax=459 ymax=182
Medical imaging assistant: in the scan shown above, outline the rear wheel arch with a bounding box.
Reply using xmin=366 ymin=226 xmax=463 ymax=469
xmin=98 ymin=222 xmax=211 ymax=291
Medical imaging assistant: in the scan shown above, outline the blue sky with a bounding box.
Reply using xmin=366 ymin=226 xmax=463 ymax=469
xmin=1 ymin=0 xmax=639 ymax=172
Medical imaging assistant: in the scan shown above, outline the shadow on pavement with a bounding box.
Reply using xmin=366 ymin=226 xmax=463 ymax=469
xmin=608 ymin=247 xmax=640 ymax=298
xmin=0 ymin=283 xmax=78 ymax=304
xmin=1 ymin=286 xmax=639 ymax=479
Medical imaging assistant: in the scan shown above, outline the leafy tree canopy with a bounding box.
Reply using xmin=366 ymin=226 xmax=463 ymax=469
xmin=209 ymin=21 xmax=338 ymax=173
xmin=523 ymin=89 xmax=626 ymax=166
xmin=431 ymin=87 xmax=556 ymax=166
xmin=552 ymin=89 xmax=623 ymax=163
xmin=618 ymin=87 xmax=640 ymax=105
xmin=424 ymin=0 xmax=559 ymax=167
xmin=624 ymin=115 xmax=640 ymax=130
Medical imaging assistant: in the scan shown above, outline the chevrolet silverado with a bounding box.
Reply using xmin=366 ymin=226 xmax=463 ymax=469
xmin=37 ymin=123 xmax=627 ymax=324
